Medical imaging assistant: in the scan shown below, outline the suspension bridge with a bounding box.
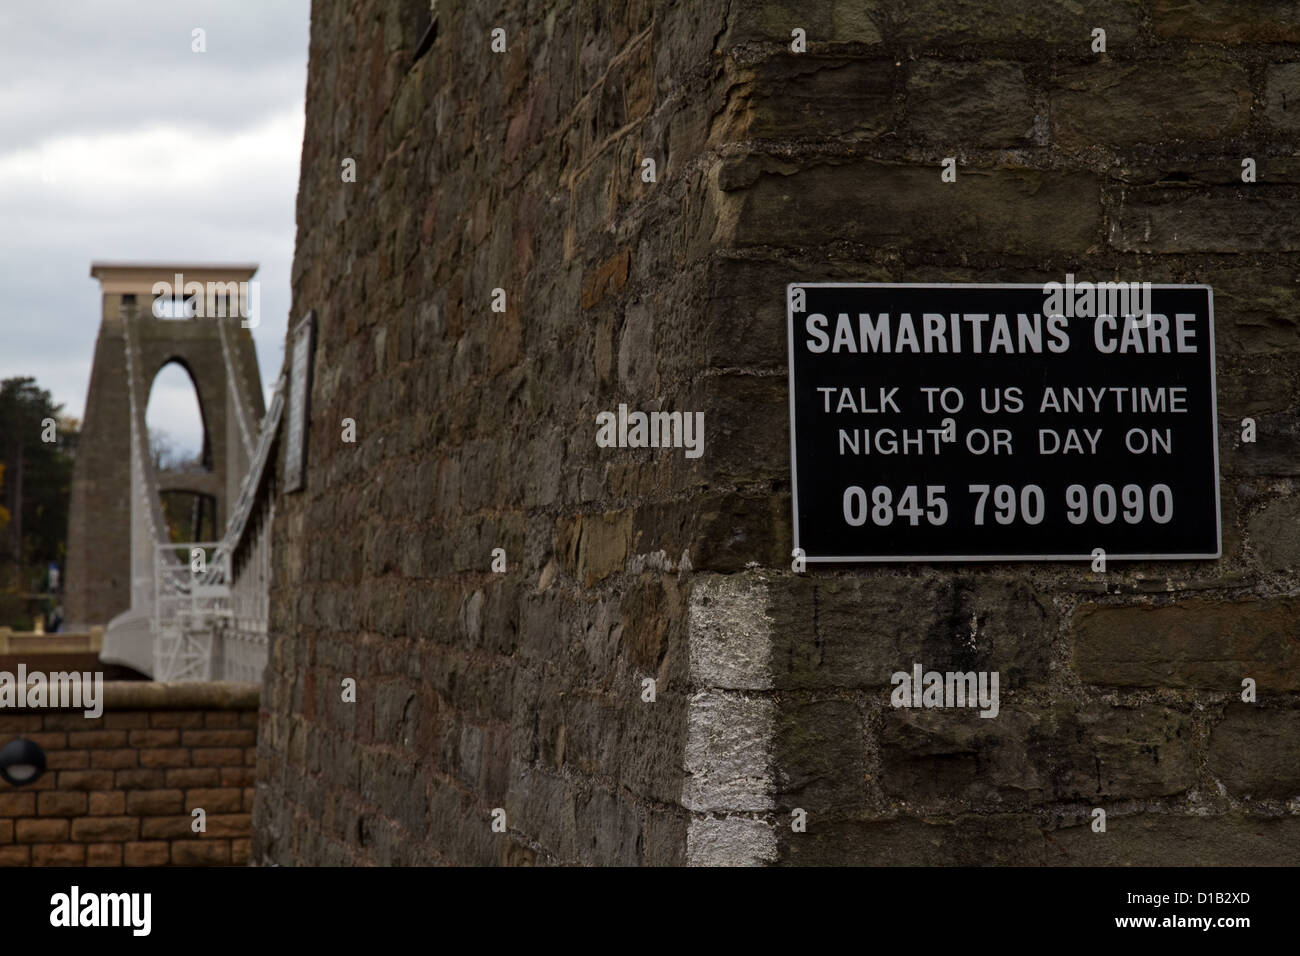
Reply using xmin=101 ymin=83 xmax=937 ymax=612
xmin=64 ymin=263 xmax=285 ymax=682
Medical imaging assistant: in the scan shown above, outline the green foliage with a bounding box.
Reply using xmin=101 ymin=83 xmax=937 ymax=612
xmin=0 ymin=376 xmax=78 ymax=575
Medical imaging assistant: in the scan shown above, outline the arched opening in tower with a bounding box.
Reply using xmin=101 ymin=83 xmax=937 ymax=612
xmin=145 ymin=360 xmax=216 ymax=542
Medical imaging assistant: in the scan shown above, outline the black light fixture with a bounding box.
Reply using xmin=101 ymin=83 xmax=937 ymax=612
xmin=0 ymin=738 xmax=47 ymax=787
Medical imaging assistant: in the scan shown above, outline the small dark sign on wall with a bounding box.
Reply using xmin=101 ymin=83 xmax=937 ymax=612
xmin=786 ymin=283 xmax=1221 ymax=562
xmin=284 ymin=311 xmax=316 ymax=494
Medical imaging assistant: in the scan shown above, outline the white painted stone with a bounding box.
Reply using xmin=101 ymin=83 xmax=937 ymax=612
xmin=688 ymin=574 xmax=773 ymax=690
xmin=686 ymin=814 xmax=777 ymax=867
xmin=684 ymin=573 xmax=776 ymax=865
xmin=682 ymin=691 xmax=774 ymax=812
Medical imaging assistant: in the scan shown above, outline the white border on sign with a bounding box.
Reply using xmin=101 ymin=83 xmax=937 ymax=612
xmin=785 ymin=282 xmax=1222 ymax=563
xmin=284 ymin=310 xmax=317 ymax=494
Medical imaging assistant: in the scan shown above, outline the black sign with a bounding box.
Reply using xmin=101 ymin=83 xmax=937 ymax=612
xmin=787 ymin=283 xmax=1221 ymax=561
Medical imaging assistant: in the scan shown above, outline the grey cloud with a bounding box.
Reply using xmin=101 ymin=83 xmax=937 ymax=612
xmin=0 ymin=1 xmax=310 ymax=450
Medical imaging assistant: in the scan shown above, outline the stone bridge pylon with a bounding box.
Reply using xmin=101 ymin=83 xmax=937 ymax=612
xmin=65 ymin=263 xmax=265 ymax=677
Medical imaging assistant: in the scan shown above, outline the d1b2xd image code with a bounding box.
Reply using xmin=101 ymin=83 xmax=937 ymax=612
xmin=785 ymin=282 xmax=1221 ymax=562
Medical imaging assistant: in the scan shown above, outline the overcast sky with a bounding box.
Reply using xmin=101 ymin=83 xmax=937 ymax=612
xmin=0 ymin=1 xmax=310 ymax=459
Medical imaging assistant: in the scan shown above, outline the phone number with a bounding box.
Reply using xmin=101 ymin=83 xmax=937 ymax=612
xmin=841 ymin=483 xmax=1174 ymax=527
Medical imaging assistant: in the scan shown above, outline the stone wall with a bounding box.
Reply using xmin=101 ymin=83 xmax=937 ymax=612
xmin=256 ymin=0 xmax=1300 ymax=865
xmin=256 ymin=0 xmax=728 ymax=866
xmin=0 ymin=682 xmax=258 ymax=866
xmin=65 ymin=304 xmax=131 ymax=631
xmin=690 ymin=0 xmax=1300 ymax=866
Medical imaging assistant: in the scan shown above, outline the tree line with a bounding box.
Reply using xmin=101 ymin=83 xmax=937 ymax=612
xmin=0 ymin=376 xmax=78 ymax=628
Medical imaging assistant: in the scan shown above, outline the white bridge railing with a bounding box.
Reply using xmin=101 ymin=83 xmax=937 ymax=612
xmin=149 ymin=370 xmax=286 ymax=683
xmin=110 ymin=294 xmax=288 ymax=684
xmin=153 ymin=541 xmax=228 ymax=682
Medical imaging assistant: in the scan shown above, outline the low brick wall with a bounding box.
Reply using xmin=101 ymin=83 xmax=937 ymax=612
xmin=0 ymin=627 xmax=104 ymax=655
xmin=0 ymin=682 xmax=260 ymax=866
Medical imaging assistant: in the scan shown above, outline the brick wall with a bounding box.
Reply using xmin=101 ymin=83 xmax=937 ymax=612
xmin=0 ymin=682 xmax=259 ymax=866
xmin=257 ymin=0 xmax=1300 ymax=865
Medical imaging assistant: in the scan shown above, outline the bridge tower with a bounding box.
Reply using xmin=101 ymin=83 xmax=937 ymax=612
xmin=65 ymin=263 xmax=264 ymax=675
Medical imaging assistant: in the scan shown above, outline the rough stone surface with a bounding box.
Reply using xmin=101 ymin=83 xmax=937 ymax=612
xmin=879 ymin=703 xmax=1196 ymax=806
xmin=1247 ymin=496 xmax=1300 ymax=572
xmin=1154 ymin=0 xmax=1300 ymax=43
xmin=1073 ymin=599 xmax=1300 ymax=691
xmin=906 ymin=60 xmax=1033 ymax=148
xmin=745 ymin=58 xmax=895 ymax=141
xmin=257 ymin=0 xmax=726 ymax=867
xmin=725 ymin=162 xmax=1102 ymax=258
xmin=1051 ymin=59 xmax=1252 ymax=148
xmin=1207 ymin=707 xmax=1300 ymax=800
xmin=893 ymin=0 xmax=1140 ymax=46
xmin=765 ymin=574 xmax=1055 ymax=690
xmin=780 ymin=814 xmax=1300 ymax=866
xmin=1265 ymin=63 xmax=1300 ymax=132
xmin=1109 ymin=190 xmax=1300 ymax=254
xmin=257 ymin=0 xmax=1300 ymax=866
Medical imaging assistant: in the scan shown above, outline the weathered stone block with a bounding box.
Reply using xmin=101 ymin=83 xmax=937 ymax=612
xmin=780 ymin=814 xmax=1049 ymax=866
xmin=878 ymin=702 xmax=1195 ymax=806
xmin=772 ymin=696 xmax=867 ymax=811
xmin=1073 ymin=599 xmax=1300 ymax=691
xmin=682 ymin=691 xmax=774 ymax=812
xmin=721 ymin=1 xmax=882 ymax=50
xmin=894 ymin=0 xmax=1139 ymax=45
xmin=725 ymin=161 xmax=1102 ymax=257
xmin=557 ymin=510 xmax=632 ymax=586
xmin=1216 ymin=357 xmax=1298 ymax=421
xmin=907 ymin=60 xmax=1033 ymax=147
xmin=689 ymin=492 xmax=789 ymax=572
xmin=1028 ymin=704 xmax=1197 ymax=801
xmin=653 ymin=0 xmax=729 ymax=95
xmin=1110 ymin=189 xmax=1300 ymax=254
xmin=621 ymin=571 xmax=685 ymax=674
xmin=1265 ymin=63 xmax=1300 ymax=131
xmin=1154 ymin=0 xmax=1300 ymax=43
xmin=686 ymin=815 xmax=777 ymax=867
xmin=1052 ymin=59 xmax=1250 ymax=148
xmin=1209 ymin=268 xmax=1300 ymax=355
xmin=744 ymin=58 xmax=895 ymax=140
xmin=1207 ymin=707 xmax=1300 ymax=799
xmin=1248 ymin=496 xmax=1300 ymax=572
xmin=767 ymin=575 xmax=1055 ymax=690
xmin=1046 ymin=814 xmax=1300 ymax=865
xmin=879 ymin=708 xmax=1037 ymax=805
xmin=1219 ymin=416 xmax=1300 ymax=478
xmin=689 ymin=574 xmax=774 ymax=691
